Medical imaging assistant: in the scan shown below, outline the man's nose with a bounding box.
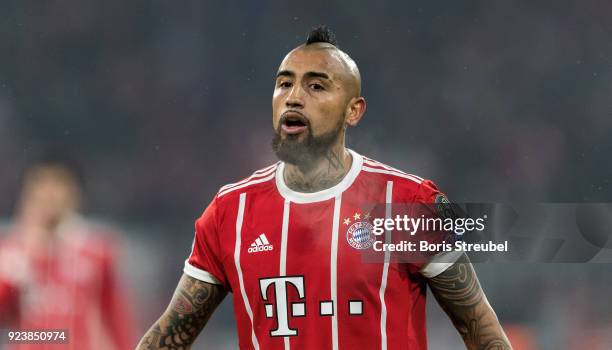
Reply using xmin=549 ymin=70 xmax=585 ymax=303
xmin=285 ymin=85 xmax=304 ymax=108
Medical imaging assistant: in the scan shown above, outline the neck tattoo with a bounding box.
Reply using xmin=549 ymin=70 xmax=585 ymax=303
xmin=283 ymin=149 xmax=351 ymax=193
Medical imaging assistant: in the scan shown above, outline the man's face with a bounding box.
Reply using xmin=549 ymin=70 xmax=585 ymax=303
xmin=19 ymin=167 xmax=80 ymax=229
xmin=272 ymin=46 xmax=352 ymax=166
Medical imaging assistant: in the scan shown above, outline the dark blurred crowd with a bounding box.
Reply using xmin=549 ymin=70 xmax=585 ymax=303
xmin=1 ymin=1 xmax=611 ymax=349
xmin=1 ymin=1 xmax=611 ymax=221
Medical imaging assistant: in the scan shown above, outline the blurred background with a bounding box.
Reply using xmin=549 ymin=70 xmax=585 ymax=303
xmin=1 ymin=0 xmax=611 ymax=349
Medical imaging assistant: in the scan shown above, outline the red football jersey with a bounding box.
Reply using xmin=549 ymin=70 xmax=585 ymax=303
xmin=0 ymin=217 xmax=136 ymax=350
xmin=186 ymin=149 xmax=459 ymax=350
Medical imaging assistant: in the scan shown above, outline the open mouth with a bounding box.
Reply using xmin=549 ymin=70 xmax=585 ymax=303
xmin=284 ymin=118 xmax=306 ymax=127
xmin=281 ymin=112 xmax=309 ymax=134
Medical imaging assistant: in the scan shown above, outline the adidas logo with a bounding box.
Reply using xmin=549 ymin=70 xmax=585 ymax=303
xmin=248 ymin=233 xmax=274 ymax=253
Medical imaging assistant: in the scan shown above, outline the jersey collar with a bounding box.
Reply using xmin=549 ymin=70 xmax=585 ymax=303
xmin=275 ymin=148 xmax=363 ymax=204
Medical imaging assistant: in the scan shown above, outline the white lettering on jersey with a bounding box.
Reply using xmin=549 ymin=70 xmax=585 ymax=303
xmin=259 ymin=276 xmax=306 ymax=337
xmin=248 ymin=233 xmax=274 ymax=253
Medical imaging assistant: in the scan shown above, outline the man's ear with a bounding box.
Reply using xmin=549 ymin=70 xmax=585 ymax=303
xmin=345 ymin=97 xmax=366 ymax=127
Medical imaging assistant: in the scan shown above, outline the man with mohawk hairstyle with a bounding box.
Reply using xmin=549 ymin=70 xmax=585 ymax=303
xmin=138 ymin=26 xmax=511 ymax=350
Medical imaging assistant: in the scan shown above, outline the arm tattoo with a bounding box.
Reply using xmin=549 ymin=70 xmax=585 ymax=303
xmin=137 ymin=274 xmax=227 ymax=350
xmin=428 ymin=254 xmax=512 ymax=350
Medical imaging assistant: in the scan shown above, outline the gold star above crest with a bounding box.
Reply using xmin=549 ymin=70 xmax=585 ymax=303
xmin=353 ymin=213 xmax=361 ymax=220
xmin=364 ymin=212 xmax=371 ymax=220
xmin=343 ymin=218 xmax=351 ymax=226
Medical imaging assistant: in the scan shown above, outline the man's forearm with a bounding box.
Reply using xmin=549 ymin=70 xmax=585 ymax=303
xmin=136 ymin=274 xmax=226 ymax=350
xmin=428 ymin=254 xmax=512 ymax=350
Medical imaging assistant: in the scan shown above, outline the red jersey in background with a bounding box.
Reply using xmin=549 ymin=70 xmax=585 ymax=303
xmin=0 ymin=217 xmax=136 ymax=350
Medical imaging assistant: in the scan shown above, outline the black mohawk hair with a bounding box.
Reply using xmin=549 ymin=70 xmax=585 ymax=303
xmin=305 ymin=25 xmax=338 ymax=47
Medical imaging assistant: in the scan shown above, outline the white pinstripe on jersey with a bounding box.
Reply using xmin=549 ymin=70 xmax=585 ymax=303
xmin=218 ymin=172 xmax=276 ymax=197
xmin=362 ymin=166 xmax=423 ymax=184
xmin=362 ymin=158 xmax=424 ymax=182
xmin=218 ymin=163 xmax=279 ymax=193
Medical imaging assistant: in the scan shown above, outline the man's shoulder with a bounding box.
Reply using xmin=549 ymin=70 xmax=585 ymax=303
xmin=214 ymin=162 xmax=280 ymax=201
xmin=359 ymin=155 xmax=441 ymax=201
xmin=360 ymin=155 xmax=424 ymax=186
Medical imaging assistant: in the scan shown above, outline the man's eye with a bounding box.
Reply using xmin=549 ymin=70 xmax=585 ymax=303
xmin=310 ymin=83 xmax=324 ymax=90
xmin=279 ymin=81 xmax=292 ymax=88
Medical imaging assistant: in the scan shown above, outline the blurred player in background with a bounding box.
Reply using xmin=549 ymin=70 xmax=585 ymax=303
xmin=138 ymin=26 xmax=511 ymax=349
xmin=0 ymin=153 xmax=136 ymax=349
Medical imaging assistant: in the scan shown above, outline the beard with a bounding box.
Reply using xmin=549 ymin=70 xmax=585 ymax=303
xmin=272 ymin=119 xmax=344 ymax=169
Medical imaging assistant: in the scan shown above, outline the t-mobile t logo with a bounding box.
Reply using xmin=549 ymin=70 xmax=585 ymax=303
xmin=259 ymin=276 xmax=306 ymax=337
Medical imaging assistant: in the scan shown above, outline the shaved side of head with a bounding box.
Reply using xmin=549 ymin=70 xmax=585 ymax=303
xmin=290 ymin=25 xmax=362 ymax=98
xmin=297 ymin=43 xmax=362 ymax=98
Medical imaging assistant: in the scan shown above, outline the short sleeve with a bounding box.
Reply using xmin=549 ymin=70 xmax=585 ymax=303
xmin=184 ymin=198 xmax=229 ymax=289
xmin=414 ymin=180 xmax=463 ymax=278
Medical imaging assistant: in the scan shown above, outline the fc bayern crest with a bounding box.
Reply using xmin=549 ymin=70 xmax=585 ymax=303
xmin=346 ymin=221 xmax=375 ymax=250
